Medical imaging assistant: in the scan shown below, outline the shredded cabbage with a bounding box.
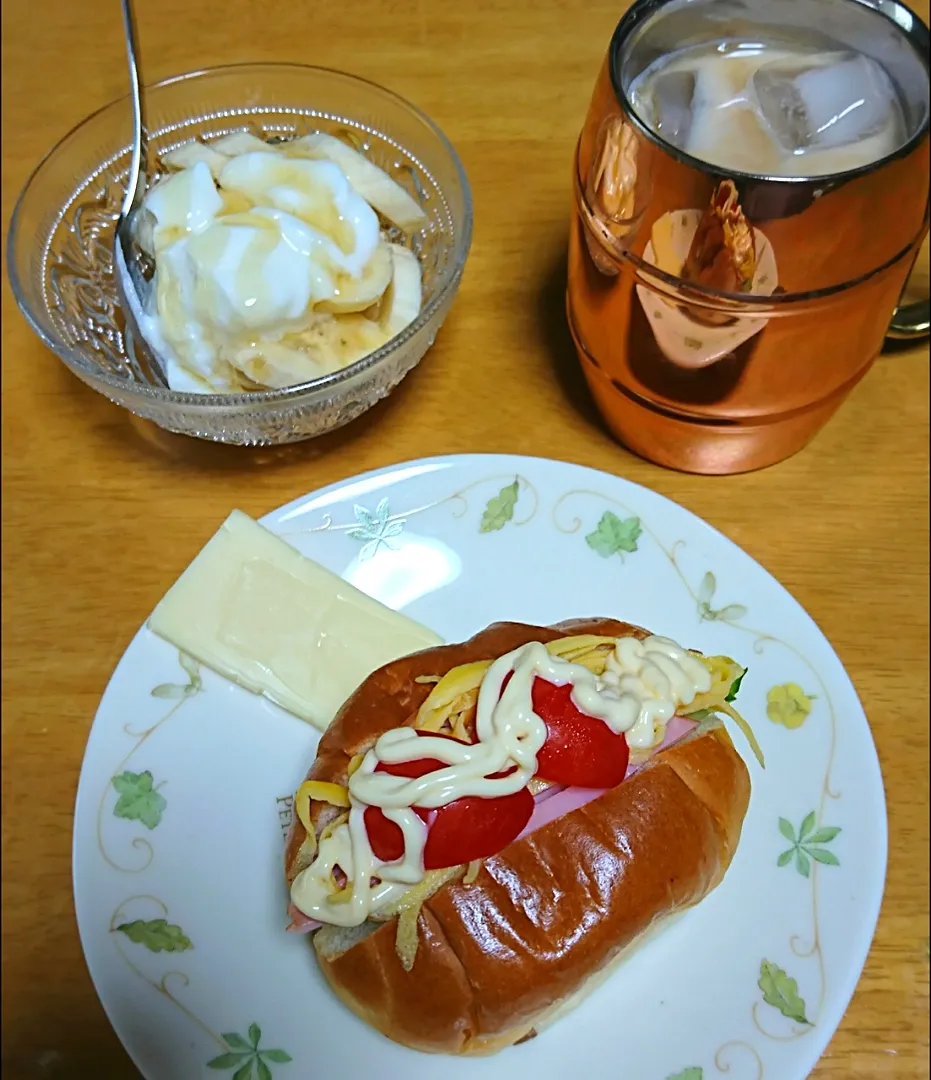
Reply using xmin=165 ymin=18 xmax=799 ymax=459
xmin=463 ymin=859 xmax=482 ymax=885
xmin=294 ymin=781 xmax=349 ymax=844
xmin=688 ymin=656 xmax=764 ymax=767
xmin=375 ymin=865 xmax=466 ymax=970
xmin=347 ymin=753 xmax=364 ymax=777
xmin=545 ymin=634 xmax=617 ymax=672
xmin=415 ymin=660 xmax=490 ymax=732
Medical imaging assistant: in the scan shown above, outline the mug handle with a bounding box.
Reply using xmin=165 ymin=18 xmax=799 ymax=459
xmin=887 ymin=298 xmax=930 ymax=339
xmin=887 ymin=234 xmax=929 ymax=340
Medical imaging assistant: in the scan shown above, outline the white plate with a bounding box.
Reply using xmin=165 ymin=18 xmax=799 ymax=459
xmin=73 ymin=454 xmax=886 ymax=1080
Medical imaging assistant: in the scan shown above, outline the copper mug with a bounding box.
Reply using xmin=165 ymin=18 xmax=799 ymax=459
xmin=567 ymin=0 xmax=930 ymax=474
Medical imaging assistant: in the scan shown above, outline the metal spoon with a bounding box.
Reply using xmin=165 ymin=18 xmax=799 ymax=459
xmin=112 ymin=0 xmax=169 ymax=386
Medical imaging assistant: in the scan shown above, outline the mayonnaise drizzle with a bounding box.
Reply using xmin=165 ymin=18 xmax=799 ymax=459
xmin=290 ymin=634 xmax=712 ymax=927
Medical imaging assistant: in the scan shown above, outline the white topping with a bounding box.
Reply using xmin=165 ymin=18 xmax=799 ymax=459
xmin=290 ymin=634 xmax=712 ymax=927
xmin=601 ymin=635 xmax=712 ymax=748
xmin=217 ymin=153 xmax=380 ymax=278
xmin=137 ymin=136 xmax=423 ymax=392
xmin=144 ymin=161 xmax=223 ymax=242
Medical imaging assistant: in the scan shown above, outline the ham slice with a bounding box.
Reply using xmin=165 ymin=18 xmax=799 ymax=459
xmin=517 ymin=714 xmax=697 ymax=840
xmin=287 ymin=716 xmax=698 ymax=934
xmin=287 ymin=903 xmax=322 ymax=934
xmin=628 ymin=713 xmax=697 ymax=774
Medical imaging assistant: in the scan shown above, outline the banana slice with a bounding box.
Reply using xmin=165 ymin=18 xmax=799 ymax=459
xmin=161 ymin=140 xmax=230 ymax=178
xmin=380 ymin=244 xmax=423 ymax=338
xmin=227 ymin=340 xmax=337 ymax=388
xmin=210 ymin=131 xmax=271 ymax=157
xmin=162 ymin=132 xmax=272 ymax=178
xmin=287 ymin=133 xmax=427 ymax=234
xmin=226 ymin=314 xmax=392 ymax=388
xmin=133 ymin=207 xmax=157 ymax=257
xmin=317 ymin=243 xmax=393 ymax=315
xmin=299 ymin=312 xmax=391 ymax=368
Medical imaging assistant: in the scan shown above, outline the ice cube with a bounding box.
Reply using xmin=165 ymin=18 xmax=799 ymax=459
xmin=685 ymin=59 xmax=784 ymax=174
xmin=640 ymin=69 xmax=696 ymax=148
xmin=753 ymin=64 xmax=810 ymax=153
xmin=754 ymin=51 xmax=900 ymax=154
xmin=688 ymin=103 xmax=784 ymax=176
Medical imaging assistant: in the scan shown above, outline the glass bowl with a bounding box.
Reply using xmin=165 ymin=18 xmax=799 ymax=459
xmin=7 ymin=63 xmax=473 ymax=445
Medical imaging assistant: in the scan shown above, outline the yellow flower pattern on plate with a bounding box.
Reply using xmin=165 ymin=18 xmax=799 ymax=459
xmin=766 ymin=683 xmax=813 ymax=729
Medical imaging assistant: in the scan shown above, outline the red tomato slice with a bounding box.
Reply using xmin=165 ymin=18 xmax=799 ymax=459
xmin=422 ymin=786 xmax=533 ymax=869
xmin=363 ymin=805 xmax=406 ymax=862
xmin=363 ymin=731 xmax=532 ymax=868
xmin=531 ymin=677 xmax=630 ymax=788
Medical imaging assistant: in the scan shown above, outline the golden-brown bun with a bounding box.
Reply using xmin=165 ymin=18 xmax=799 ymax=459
xmin=285 ymin=620 xmax=751 ymax=1054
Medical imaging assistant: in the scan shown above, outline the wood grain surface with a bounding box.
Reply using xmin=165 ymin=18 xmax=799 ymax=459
xmin=2 ymin=0 xmax=928 ymax=1076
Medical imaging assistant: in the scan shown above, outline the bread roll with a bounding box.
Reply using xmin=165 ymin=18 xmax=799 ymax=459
xmin=285 ymin=619 xmax=751 ymax=1054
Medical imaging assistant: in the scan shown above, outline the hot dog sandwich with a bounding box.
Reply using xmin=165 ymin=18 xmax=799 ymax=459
xmin=284 ymin=618 xmax=758 ymax=1054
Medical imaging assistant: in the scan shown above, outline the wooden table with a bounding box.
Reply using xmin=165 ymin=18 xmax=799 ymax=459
xmin=2 ymin=0 xmax=928 ymax=1075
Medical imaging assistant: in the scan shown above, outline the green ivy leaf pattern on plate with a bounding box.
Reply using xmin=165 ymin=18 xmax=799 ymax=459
xmin=479 ymin=480 xmax=520 ymax=533
xmin=115 ymin=918 xmax=192 ymax=953
xmin=696 ymin=571 xmax=748 ymax=623
xmin=585 ymin=511 xmax=642 ymax=560
xmin=150 ymin=683 xmax=187 ymax=699
xmin=666 ymin=1069 xmax=703 ymax=1080
xmin=346 ymin=499 xmax=405 ymax=560
xmin=207 ymin=1024 xmax=292 ymax=1075
xmin=152 ymin=653 xmax=202 ymax=699
xmin=767 ymin=683 xmax=814 ymax=729
xmin=112 ymin=770 xmax=166 ymax=830
xmin=777 ymin=813 xmax=841 ymax=876
xmin=758 ymin=959 xmax=811 ymax=1025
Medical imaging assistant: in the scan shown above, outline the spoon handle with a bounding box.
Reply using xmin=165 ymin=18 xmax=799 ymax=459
xmin=118 ymin=0 xmax=148 ymax=220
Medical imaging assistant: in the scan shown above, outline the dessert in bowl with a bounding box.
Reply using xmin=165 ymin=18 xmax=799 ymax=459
xmin=7 ymin=63 xmax=472 ymax=445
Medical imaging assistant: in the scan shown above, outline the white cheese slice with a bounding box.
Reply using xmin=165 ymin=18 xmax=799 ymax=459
xmin=147 ymin=509 xmax=443 ymax=730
